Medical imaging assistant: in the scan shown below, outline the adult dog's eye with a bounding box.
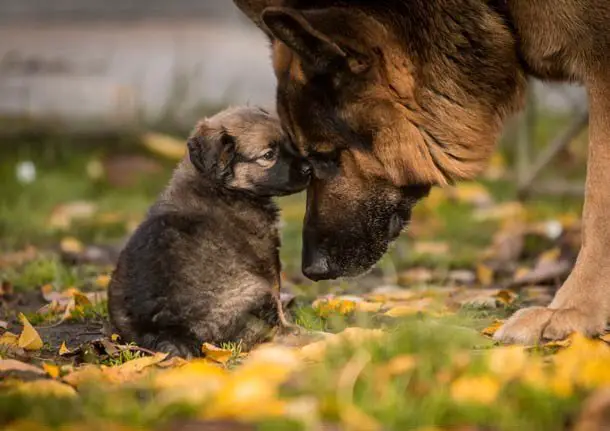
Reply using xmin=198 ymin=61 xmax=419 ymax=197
xmin=261 ymin=150 xmax=276 ymax=161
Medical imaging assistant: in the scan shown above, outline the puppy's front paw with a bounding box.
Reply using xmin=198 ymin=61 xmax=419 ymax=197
xmin=155 ymin=340 xmax=195 ymax=359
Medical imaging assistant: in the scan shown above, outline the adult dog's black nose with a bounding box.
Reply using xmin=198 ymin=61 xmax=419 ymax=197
xmin=302 ymin=249 xmax=336 ymax=281
xmin=300 ymin=160 xmax=312 ymax=176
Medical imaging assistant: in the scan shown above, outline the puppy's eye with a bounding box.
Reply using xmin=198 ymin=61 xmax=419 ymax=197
xmin=261 ymin=150 xmax=276 ymax=161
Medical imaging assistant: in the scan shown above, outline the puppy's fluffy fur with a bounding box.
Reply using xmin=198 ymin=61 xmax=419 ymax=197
xmin=108 ymin=106 xmax=311 ymax=357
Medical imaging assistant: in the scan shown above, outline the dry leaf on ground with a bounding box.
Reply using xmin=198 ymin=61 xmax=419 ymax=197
xmin=18 ymin=313 xmax=43 ymax=351
xmin=7 ymin=379 xmax=77 ymax=398
xmin=59 ymin=237 xmax=84 ymax=254
xmin=0 ymin=359 xmax=45 ymax=375
xmin=0 ymin=331 xmax=19 ymax=347
xmin=201 ymin=343 xmax=233 ymax=364
xmin=299 ymin=328 xmax=385 ymax=362
xmin=413 ymin=241 xmax=449 ymax=256
xmin=481 ymin=320 xmax=504 ymax=337
xmin=49 ymin=201 xmax=97 ymax=230
xmin=313 ymin=297 xmax=357 ymax=317
xmin=59 ymin=342 xmax=70 ymax=356
xmin=449 ymin=182 xmax=493 ymax=207
xmin=42 ymin=363 xmax=60 ymax=379
xmin=487 ymin=346 xmax=527 ymax=381
xmin=154 ymin=360 xmax=228 ymax=405
xmin=142 ymin=132 xmax=186 ymax=160
xmin=476 ymin=264 xmax=494 ymax=287
xmin=450 ymin=375 xmax=500 ymax=405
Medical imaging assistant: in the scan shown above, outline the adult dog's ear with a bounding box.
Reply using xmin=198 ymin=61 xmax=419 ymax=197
xmin=233 ymin=0 xmax=282 ymax=36
xmin=187 ymin=125 xmax=236 ymax=181
xmin=262 ymin=7 xmax=369 ymax=74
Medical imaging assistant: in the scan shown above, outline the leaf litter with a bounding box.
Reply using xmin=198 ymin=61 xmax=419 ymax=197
xmin=0 ymin=175 xmax=606 ymax=431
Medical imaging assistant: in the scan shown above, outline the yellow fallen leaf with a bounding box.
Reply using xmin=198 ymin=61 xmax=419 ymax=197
xmin=72 ymin=291 xmax=92 ymax=308
xmin=383 ymin=305 xmax=423 ymax=317
xmin=111 ymin=334 xmax=121 ymax=342
xmin=103 ymin=352 xmax=169 ymax=383
xmin=481 ymin=320 xmax=504 ymax=337
xmin=382 ymin=298 xmax=434 ymax=317
xmin=355 ymin=302 xmax=383 ymax=313
xmin=366 ymin=290 xmax=417 ymax=303
xmin=476 ymin=264 xmax=494 ymax=286
xmin=142 ymin=132 xmax=186 ymax=160
xmin=59 ymin=341 xmax=70 ymax=356
xmin=11 ymin=379 xmax=76 ymax=398
xmin=62 ymin=365 xmax=109 ymax=388
xmin=538 ymin=248 xmax=561 ymax=265
xmin=450 ymin=375 xmax=500 ymax=405
xmin=552 ymin=333 xmax=610 ymax=393
xmin=483 ymin=152 xmax=506 ymax=180
xmin=397 ymin=268 xmax=433 ymax=285
xmin=340 ymin=403 xmax=382 ymax=431
xmin=49 ymin=202 xmax=97 ymax=230
xmin=0 ymin=331 xmax=19 ymax=347
xmin=201 ymin=343 xmax=233 ymax=364
xmin=313 ymin=298 xmax=356 ymax=317
xmin=299 ymin=328 xmax=385 ymax=362
xmin=382 ymin=355 xmax=417 ymax=376
xmin=42 ymin=363 xmax=60 ymax=379
xmin=495 ymin=289 xmax=517 ymax=305
xmin=60 ymin=237 xmax=84 ymax=254
xmin=451 ymin=182 xmax=493 ymax=207
xmin=95 ymin=274 xmax=111 ymax=289
xmin=473 ymin=201 xmax=526 ymax=222
xmin=513 ymin=266 xmax=531 ymax=281
xmin=0 ymin=359 xmax=45 ymax=375
xmin=18 ymin=313 xmax=43 ymax=351
xmin=40 ymin=283 xmax=54 ymax=296
xmin=413 ymin=241 xmax=449 ymax=256
xmin=521 ymin=359 xmax=550 ymax=391
xmin=487 ymin=346 xmax=527 ymax=381
xmin=239 ymin=344 xmax=302 ymax=384
xmin=206 ymin=380 xmax=287 ymax=420
xmin=542 ymin=338 xmax=572 ymax=349
xmin=154 ymin=360 xmax=227 ymax=405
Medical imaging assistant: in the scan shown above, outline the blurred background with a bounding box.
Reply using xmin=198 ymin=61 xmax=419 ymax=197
xmin=0 ymin=0 xmax=592 ymax=296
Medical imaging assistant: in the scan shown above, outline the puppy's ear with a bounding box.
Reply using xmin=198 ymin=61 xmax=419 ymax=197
xmin=187 ymin=126 xmax=236 ymax=181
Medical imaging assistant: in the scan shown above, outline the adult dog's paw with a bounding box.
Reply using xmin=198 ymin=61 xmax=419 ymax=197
xmin=494 ymin=306 xmax=606 ymax=345
xmin=493 ymin=307 xmax=554 ymax=345
xmin=541 ymin=308 xmax=606 ymax=340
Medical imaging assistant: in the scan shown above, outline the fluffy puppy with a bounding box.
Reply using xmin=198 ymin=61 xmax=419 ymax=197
xmin=108 ymin=106 xmax=311 ymax=357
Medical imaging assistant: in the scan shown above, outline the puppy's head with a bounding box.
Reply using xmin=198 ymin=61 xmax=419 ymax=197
xmin=187 ymin=106 xmax=311 ymax=196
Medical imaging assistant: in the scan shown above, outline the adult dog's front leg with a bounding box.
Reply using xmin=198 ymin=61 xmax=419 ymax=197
xmin=495 ymin=79 xmax=610 ymax=345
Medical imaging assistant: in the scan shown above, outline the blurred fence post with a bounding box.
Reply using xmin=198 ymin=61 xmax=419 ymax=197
xmin=515 ymin=81 xmax=589 ymax=200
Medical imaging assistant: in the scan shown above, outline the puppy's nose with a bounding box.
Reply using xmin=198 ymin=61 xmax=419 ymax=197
xmin=302 ymin=249 xmax=333 ymax=281
xmin=300 ymin=161 xmax=312 ymax=176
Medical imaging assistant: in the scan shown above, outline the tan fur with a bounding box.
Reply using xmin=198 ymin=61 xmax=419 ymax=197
xmin=192 ymin=106 xmax=285 ymax=191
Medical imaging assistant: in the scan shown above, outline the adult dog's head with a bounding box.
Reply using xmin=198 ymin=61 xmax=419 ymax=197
xmin=235 ymin=0 xmax=526 ymax=280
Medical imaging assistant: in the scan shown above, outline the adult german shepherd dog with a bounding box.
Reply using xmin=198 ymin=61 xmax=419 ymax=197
xmin=234 ymin=0 xmax=610 ymax=344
